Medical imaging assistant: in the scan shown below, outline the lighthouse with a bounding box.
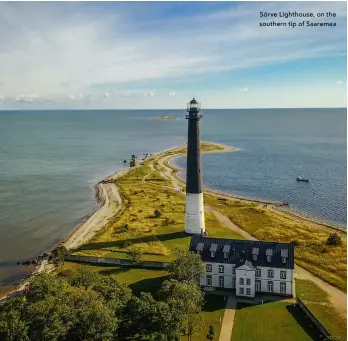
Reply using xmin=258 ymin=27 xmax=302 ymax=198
xmin=184 ymin=97 xmax=205 ymax=234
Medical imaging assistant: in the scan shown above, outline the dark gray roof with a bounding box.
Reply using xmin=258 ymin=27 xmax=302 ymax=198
xmin=189 ymin=236 xmax=295 ymax=269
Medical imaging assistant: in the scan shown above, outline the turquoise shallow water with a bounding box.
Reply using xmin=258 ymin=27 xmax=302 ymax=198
xmin=0 ymin=108 xmax=346 ymax=290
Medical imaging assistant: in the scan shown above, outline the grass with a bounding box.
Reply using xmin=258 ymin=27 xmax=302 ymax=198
xmin=204 ymin=194 xmax=347 ymax=291
xmin=73 ymin=142 xmax=245 ymax=262
xmin=296 ymin=279 xmax=347 ymax=339
xmin=231 ymin=301 xmax=322 ymax=341
xmin=61 ymin=261 xmax=168 ymax=296
xmin=186 ymin=294 xmax=226 ymax=341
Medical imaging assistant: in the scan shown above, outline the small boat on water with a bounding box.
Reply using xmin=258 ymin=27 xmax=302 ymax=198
xmin=296 ymin=176 xmax=309 ymax=182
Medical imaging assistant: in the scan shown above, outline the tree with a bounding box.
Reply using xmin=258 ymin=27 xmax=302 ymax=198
xmin=326 ymin=233 xmax=342 ymax=246
xmin=168 ymin=251 xmax=205 ymax=284
xmin=128 ymin=249 xmax=143 ymax=265
xmin=206 ymin=324 xmax=215 ymax=340
xmin=69 ymin=268 xmax=99 ymax=290
xmin=159 ymin=279 xmax=204 ymax=341
xmin=0 ymin=297 xmax=29 ymax=341
xmin=51 ymin=245 xmax=69 ymax=268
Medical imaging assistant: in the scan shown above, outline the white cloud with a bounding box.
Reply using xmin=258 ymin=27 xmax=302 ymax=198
xmin=16 ymin=94 xmax=38 ymax=103
xmin=336 ymin=80 xmax=343 ymax=84
xmin=169 ymin=91 xmax=176 ymax=96
xmin=144 ymin=92 xmax=155 ymax=97
xmin=239 ymin=88 xmax=248 ymax=92
xmin=0 ymin=2 xmax=346 ymax=109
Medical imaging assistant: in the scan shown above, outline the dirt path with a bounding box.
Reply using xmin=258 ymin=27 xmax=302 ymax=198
xmin=219 ymin=296 xmax=237 ymax=341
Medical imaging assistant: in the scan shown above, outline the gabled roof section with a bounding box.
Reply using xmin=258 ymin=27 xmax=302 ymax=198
xmin=189 ymin=236 xmax=295 ymax=269
xmin=210 ymin=244 xmax=218 ymax=252
xmin=223 ymin=245 xmax=231 ymax=253
xmin=252 ymin=247 xmax=259 ymax=255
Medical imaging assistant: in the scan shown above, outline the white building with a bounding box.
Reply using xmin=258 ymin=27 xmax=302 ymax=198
xmin=189 ymin=236 xmax=295 ymax=298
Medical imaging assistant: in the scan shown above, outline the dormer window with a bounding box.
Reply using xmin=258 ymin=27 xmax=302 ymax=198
xmin=266 ymin=249 xmax=273 ymax=262
xmin=281 ymin=249 xmax=288 ymax=264
xmin=223 ymin=245 xmax=230 ymax=259
xmin=210 ymin=244 xmax=218 ymax=258
xmin=252 ymin=247 xmax=259 ymax=261
xmin=196 ymin=242 xmax=204 ymax=255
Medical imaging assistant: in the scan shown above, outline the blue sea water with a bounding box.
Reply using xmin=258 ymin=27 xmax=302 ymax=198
xmin=0 ymin=108 xmax=346 ymax=290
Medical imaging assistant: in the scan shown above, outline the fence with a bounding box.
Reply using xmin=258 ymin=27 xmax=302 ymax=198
xmin=66 ymin=255 xmax=170 ymax=269
xmin=296 ymin=297 xmax=331 ymax=338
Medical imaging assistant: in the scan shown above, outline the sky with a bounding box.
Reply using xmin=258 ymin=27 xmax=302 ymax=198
xmin=0 ymin=1 xmax=347 ymax=110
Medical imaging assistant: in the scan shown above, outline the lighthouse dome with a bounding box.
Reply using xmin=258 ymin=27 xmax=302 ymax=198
xmin=190 ymin=98 xmax=198 ymax=104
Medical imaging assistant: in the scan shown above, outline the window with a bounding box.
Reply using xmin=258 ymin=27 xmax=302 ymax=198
xmin=206 ymin=264 xmax=212 ymax=272
xmin=268 ymin=281 xmax=273 ymax=292
xmin=207 ymin=275 xmax=212 ymax=286
xmin=233 ymin=279 xmax=236 ymax=288
xmin=268 ymin=269 xmax=274 ymax=278
xmin=211 ymin=251 xmax=215 ymax=257
xmin=255 ymin=280 xmax=261 ymax=292
xmin=280 ymin=282 xmax=286 ymax=294
xmin=239 ymin=278 xmax=244 ymax=285
xmin=246 ymin=278 xmax=251 ymax=285
xmin=219 ymin=276 xmax=224 ymax=288
xmin=219 ymin=265 xmax=224 ymax=274
xmin=253 ymin=254 xmax=257 ymax=261
xmin=256 ymin=268 xmax=261 ymax=277
xmin=280 ymin=271 xmax=287 ymax=279
xmin=267 ymin=255 xmax=272 ymax=262
xmin=246 ymin=288 xmax=251 ymax=295
xmin=282 ymin=257 xmax=286 ymax=264
xmin=239 ymin=287 xmax=244 ymax=295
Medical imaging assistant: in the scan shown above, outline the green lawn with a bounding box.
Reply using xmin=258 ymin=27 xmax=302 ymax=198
xmin=185 ymin=294 xmax=226 ymax=341
xmin=296 ymin=279 xmax=347 ymax=339
xmin=231 ymin=301 xmax=321 ymax=341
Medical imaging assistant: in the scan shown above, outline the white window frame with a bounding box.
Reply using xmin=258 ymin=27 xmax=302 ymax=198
xmin=280 ymin=271 xmax=287 ymax=279
xmin=224 ymin=252 xmax=228 ymax=259
xmin=268 ymin=281 xmax=273 ymax=292
xmin=253 ymin=254 xmax=257 ymax=261
xmin=211 ymin=251 xmax=215 ymax=257
xmin=280 ymin=282 xmax=286 ymax=294
xmin=246 ymin=288 xmax=251 ymax=295
xmin=239 ymin=287 xmax=244 ymax=295
xmin=256 ymin=268 xmax=261 ymax=277
xmin=239 ymin=278 xmax=244 ymax=285
xmin=207 ymin=275 xmax=212 ymax=286
xmin=267 ymin=255 xmax=272 ymax=262
xmin=255 ymin=280 xmax=261 ymax=292
xmin=246 ymin=278 xmax=251 ymax=286
xmin=219 ymin=265 xmax=224 ymax=274
xmin=219 ymin=276 xmax=224 ymax=288
xmin=268 ymin=269 xmax=274 ymax=278
xmin=282 ymin=257 xmax=287 ymax=264
xmin=206 ymin=264 xmax=212 ymax=272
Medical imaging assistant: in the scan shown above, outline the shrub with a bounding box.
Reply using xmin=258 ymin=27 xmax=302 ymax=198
xmin=121 ymin=224 xmax=129 ymax=233
xmin=154 ymin=210 xmax=161 ymax=218
xmin=326 ymin=233 xmax=342 ymax=246
xmin=291 ymin=239 xmax=300 ymax=247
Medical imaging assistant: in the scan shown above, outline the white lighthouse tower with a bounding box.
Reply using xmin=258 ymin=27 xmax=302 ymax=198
xmin=184 ymin=98 xmax=205 ymax=234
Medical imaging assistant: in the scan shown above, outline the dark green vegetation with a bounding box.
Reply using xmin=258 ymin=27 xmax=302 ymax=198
xmin=0 ymin=252 xmax=223 ymax=341
xmin=296 ymin=280 xmax=347 ymax=340
xmin=231 ymin=301 xmax=321 ymax=341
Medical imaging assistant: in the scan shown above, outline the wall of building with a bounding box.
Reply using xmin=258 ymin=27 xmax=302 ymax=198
xmin=200 ymin=261 xmax=293 ymax=297
xmin=236 ymin=267 xmax=255 ymax=297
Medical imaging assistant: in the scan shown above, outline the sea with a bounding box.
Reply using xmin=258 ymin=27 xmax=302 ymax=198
xmin=0 ymin=108 xmax=346 ymax=293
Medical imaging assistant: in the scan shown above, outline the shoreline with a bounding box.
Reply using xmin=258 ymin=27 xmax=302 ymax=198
xmin=0 ymin=141 xmax=344 ymax=302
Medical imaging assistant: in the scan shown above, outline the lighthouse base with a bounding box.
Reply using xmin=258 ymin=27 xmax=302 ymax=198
xmin=184 ymin=193 xmax=206 ymax=234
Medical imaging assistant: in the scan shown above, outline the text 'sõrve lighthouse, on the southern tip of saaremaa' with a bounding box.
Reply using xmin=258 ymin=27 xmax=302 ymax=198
xmin=184 ymin=97 xmax=206 ymax=235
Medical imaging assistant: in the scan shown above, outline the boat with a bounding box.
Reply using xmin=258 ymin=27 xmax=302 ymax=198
xmin=296 ymin=176 xmax=309 ymax=182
